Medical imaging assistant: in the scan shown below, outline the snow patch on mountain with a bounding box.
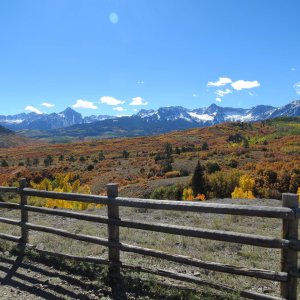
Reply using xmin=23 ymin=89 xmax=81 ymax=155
xmin=225 ymin=114 xmax=254 ymax=122
xmin=188 ymin=112 xmax=214 ymax=121
xmin=2 ymin=119 xmax=24 ymax=124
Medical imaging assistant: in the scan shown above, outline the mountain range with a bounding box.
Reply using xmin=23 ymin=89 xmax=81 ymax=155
xmin=0 ymin=108 xmax=113 ymax=131
xmin=1 ymin=100 xmax=300 ymax=140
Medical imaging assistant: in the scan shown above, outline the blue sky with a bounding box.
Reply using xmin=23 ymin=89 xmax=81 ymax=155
xmin=0 ymin=0 xmax=299 ymax=116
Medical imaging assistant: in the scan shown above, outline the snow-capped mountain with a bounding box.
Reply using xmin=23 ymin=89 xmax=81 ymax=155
xmin=0 ymin=101 xmax=300 ymax=136
xmin=135 ymin=103 xmax=279 ymax=126
xmin=0 ymin=108 xmax=113 ymax=130
xmin=137 ymin=106 xmax=194 ymax=122
xmin=0 ymin=108 xmax=83 ymax=130
xmin=268 ymin=100 xmax=300 ymax=119
xmin=33 ymin=100 xmax=298 ymax=140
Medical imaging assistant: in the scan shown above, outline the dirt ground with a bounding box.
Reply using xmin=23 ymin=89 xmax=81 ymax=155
xmin=0 ymin=251 xmax=112 ymax=300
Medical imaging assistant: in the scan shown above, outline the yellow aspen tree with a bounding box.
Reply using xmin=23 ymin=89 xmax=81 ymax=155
xmin=182 ymin=187 xmax=194 ymax=200
xmin=232 ymin=175 xmax=255 ymax=199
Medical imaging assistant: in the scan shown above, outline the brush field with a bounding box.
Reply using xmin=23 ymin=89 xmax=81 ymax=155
xmin=0 ymin=118 xmax=300 ymax=200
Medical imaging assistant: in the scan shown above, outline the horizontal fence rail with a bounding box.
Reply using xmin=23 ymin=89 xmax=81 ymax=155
xmin=0 ymin=187 xmax=19 ymax=193
xmin=1 ymin=204 xmax=296 ymax=249
xmin=0 ymin=179 xmax=299 ymax=300
xmin=23 ymin=188 xmax=295 ymax=218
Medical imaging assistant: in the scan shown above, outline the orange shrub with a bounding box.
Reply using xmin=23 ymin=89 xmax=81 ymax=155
xmin=195 ymin=194 xmax=206 ymax=201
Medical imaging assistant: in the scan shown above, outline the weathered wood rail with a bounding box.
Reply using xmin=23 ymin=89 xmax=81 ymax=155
xmin=0 ymin=179 xmax=299 ymax=300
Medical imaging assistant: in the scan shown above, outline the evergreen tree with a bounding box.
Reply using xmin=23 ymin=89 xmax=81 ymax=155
xmin=1 ymin=159 xmax=8 ymax=167
xmin=175 ymin=147 xmax=181 ymax=155
xmin=163 ymin=143 xmax=173 ymax=158
xmin=33 ymin=158 xmax=39 ymax=166
xmin=69 ymin=155 xmax=76 ymax=162
xmin=154 ymin=153 xmax=162 ymax=163
xmin=98 ymin=150 xmax=105 ymax=161
xmin=122 ymin=150 xmax=129 ymax=159
xmin=206 ymin=162 xmax=221 ymax=174
xmin=47 ymin=155 xmax=53 ymax=165
xmin=26 ymin=158 xmax=31 ymax=166
xmin=242 ymin=138 xmax=249 ymax=148
xmin=191 ymin=161 xmax=206 ymax=196
xmin=201 ymin=142 xmax=209 ymax=151
xmin=44 ymin=158 xmax=49 ymax=166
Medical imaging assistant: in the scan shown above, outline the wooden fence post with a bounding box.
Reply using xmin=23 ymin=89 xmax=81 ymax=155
xmin=281 ymin=193 xmax=298 ymax=300
xmin=107 ymin=183 xmax=126 ymax=299
xmin=19 ymin=178 xmax=29 ymax=244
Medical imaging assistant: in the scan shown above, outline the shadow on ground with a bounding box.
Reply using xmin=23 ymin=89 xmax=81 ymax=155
xmin=0 ymin=249 xmax=110 ymax=299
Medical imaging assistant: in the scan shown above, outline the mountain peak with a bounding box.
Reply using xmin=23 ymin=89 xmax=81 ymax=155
xmin=205 ymin=103 xmax=221 ymax=114
xmin=207 ymin=104 xmax=219 ymax=109
xmin=291 ymin=100 xmax=300 ymax=105
xmin=61 ymin=107 xmax=78 ymax=114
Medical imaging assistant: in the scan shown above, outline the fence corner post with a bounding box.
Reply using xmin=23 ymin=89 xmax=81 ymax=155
xmin=19 ymin=178 xmax=28 ymax=244
xmin=107 ymin=183 xmax=126 ymax=299
xmin=281 ymin=193 xmax=298 ymax=300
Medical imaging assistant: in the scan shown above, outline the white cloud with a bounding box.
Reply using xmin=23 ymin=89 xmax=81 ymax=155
xmin=294 ymin=82 xmax=300 ymax=95
xmin=25 ymin=106 xmax=43 ymax=114
xmin=231 ymin=80 xmax=260 ymax=90
xmin=100 ymin=96 xmax=125 ymax=106
xmin=207 ymin=77 xmax=232 ymax=87
xmin=291 ymin=67 xmax=296 ymax=71
xmin=192 ymin=93 xmax=198 ymax=97
xmin=137 ymin=80 xmax=144 ymax=84
xmin=72 ymin=99 xmax=97 ymax=109
xmin=215 ymin=97 xmax=222 ymax=102
xmin=41 ymin=102 xmax=55 ymax=108
xmin=129 ymin=96 xmax=148 ymax=106
xmin=215 ymin=89 xmax=232 ymax=97
xmin=113 ymin=106 xmax=125 ymax=111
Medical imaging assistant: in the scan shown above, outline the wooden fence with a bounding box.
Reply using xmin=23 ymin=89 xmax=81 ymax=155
xmin=0 ymin=178 xmax=299 ymax=300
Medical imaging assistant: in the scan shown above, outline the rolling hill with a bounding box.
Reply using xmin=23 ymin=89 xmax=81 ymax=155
xmin=0 ymin=125 xmax=32 ymax=148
